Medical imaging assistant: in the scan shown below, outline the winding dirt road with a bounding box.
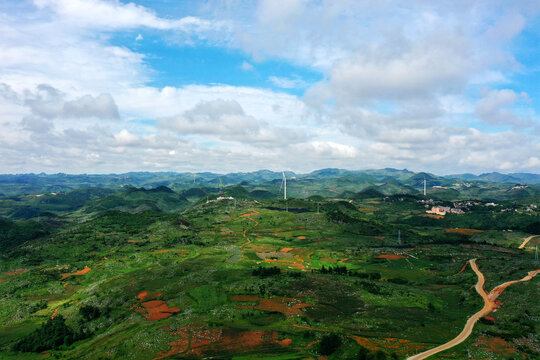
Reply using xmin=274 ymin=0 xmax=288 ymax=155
xmin=407 ymin=259 xmax=540 ymax=360
xmin=518 ymin=235 xmax=539 ymax=249
xmin=239 ymin=211 xmax=259 ymax=248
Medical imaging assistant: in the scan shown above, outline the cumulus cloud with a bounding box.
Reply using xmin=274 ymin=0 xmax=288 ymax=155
xmin=33 ymin=0 xmax=221 ymax=32
xmin=307 ymin=37 xmax=470 ymax=105
xmin=160 ymin=99 xmax=307 ymax=147
xmin=0 ymin=83 xmax=120 ymax=120
xmin=63 ymin=94 xmax=119 ymax=119
xmin=475 ymin=89 xmax=529 ymax=126
xmin=114 ymin=129 xmax=139 ymax=146
xmin=0 ymin=0 xmax=539 ymax=174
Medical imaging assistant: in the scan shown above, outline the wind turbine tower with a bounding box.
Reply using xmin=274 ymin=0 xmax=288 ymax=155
xmin=282 ymin=171 xmax=287 ymax=200
xmin=423 ymin=177 xmax=427 ymax=196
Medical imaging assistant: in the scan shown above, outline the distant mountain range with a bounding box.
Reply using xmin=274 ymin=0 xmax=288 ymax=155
xmin=0 ymin=169 xmax=538 ymax=200
xmin=444 ymin=172 xmax=540 ymax=184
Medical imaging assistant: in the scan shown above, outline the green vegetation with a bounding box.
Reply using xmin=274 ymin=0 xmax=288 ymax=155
xmin=0 ymin=169 xmax=538 ymax=359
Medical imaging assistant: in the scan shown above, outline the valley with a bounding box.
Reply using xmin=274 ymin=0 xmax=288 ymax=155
xmin=0 ymin=169 xmax=538 ymax=359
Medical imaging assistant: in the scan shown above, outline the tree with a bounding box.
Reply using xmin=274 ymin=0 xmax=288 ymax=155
xmin=319 ymin=333 xmax=341 ymax=355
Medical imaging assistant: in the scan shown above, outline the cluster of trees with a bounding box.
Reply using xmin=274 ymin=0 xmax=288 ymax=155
xmin=252 ymin=266 xmax=281 ymax=277
xmin=79 ymin=305 xmax=101 ymax=321
xmin=15 ymin=305 xmax=105 ymax=353
xmin=14 ymin=315 xmax=80 ymax=352
xmin=0 ymin=219 xmax=52 ymax=251
xmin=316 ymin=266 xmax=382 ymax=281
xmin=318 ymin=265 xmax=349 ymax=275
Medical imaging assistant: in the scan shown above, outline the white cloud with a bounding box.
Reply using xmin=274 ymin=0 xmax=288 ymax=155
xmin=269 ymin=75 xmax=307 ymax=89
xmin=160 ymin=99 xmax=308 ymax=147
xmin=0 ymin=0 xmax=539 ymax=174
xmin=474 ymin=88 xmax=529 ymax=126
xmin=240 ymin=61 xmax=253 ymax=71
xmin=114 ymin=129 xmax=138 ymax=146
xmin=0 ymin=83 xmax=120 ymax=120
xmin=33 ymin=0 xmax=221 ymax=32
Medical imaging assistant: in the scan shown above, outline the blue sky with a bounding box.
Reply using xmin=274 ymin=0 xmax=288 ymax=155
xmin=0 ymin=0 xmax=539 ymax=174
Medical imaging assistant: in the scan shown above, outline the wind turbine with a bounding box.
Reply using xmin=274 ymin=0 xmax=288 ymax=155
xmin=280 ymin=171 xmax=287 ymax=200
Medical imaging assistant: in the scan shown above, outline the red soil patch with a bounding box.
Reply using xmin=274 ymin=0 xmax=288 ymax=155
xmin=473 ymin=336 xmax=516 ymax=357
xmin=358 ymin=207 xmax=377 ymax=212
xmin=456 ymin=262 xmax=469 ymax=275
xmin=128 ymin=239 xmax=138 ymax=243
xmin=99 ymin=232 xmax=105 ymax=236
xmin=483 ymin=316 xmax=496 ymax=322
xmin=421 ymin=214 xmax=444 ymax=219
xmin=281 ymin=247 xmax=294 ymax=252
xmin=312 ymin=239 xmax=323 ymax=242
xmin=277 ymin=338 xmax=293 ymax=346
xmin=154 ymin=327 xmax=290 ymax=359
xmin=264 ymin=258 xmax=307 ymax=270
xmin=377 ymin=254 xmax=405 ymax=260
xmin=51 ymin=308 xmax=59 ymax=319
xmin=60 ymin=266 xmax=91 ymax=280
xmin=239 ymin=211 xmax=259 ymax=218
xmin=292 ymin=324 xmax=320 ymax=331
xmin=96 ymin=257 xmax=109 ymax=266
xmin=0 ymin=279 xmax=6 ymax=283
xmin=231 ymin=295 xmax=311 ymax=317
xmin=131 ymin=291 xmax=164 ymax=309
xmin=297 ymin=236 xmax=306 ymax=240
xmin=151 ymin=249 xmax=189 ymax=255
xmin=339 ymin=258 xmax=350 ymax=263
xmin=366 ymin=201 xmax=380 ymax=204
xmin=445 ymin=228 xmax=484 ymax=235
xmin=136 ymin=300 xmax=180 ymax=321
xmin=306 ymin=340 xmax=320 ymax=348
xmin=350 ymin=336 xmax=380 ymax=351
xmin=351 ymin=336 xmax=425 ymax=355
xmin=5 ymin=269 xmax=28 ymax=276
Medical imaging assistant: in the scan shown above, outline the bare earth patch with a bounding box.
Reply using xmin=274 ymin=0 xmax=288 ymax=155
xmin=154 ymin=327 xmax=291 ymax=359
xmin=377 ymin=254 xmax=405 ymax=260
xmin=231 ymin=295 xmax=311 ymax=317
xmin=135 ymin=300 xmax=180 ymax=321
xmin=60 ymin=266 xmax=91 ymax=280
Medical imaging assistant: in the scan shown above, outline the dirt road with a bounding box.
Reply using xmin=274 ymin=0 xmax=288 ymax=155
xmin=518 ymin=235 xmax=538 ymax=249
xmin=407 ymin=259 xmax=539 ymax=360
xmin=240 ymin=211 xmax=259 ymax=248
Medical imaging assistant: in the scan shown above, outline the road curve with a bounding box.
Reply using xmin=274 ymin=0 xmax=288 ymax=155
xmin=407 ymin=259 xmax=540 ymax=360
xmin=240 ymin=211 xmax=259 ymax=248
xmin=518 ymin=235 xmax=539 ymax=249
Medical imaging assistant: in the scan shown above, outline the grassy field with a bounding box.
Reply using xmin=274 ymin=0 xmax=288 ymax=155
xmin=1 ymin=192 xmax=538 ymax=359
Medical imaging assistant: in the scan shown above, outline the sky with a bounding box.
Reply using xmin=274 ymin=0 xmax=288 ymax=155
xmin=0 ymin=0 xmax=539 ymax=175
